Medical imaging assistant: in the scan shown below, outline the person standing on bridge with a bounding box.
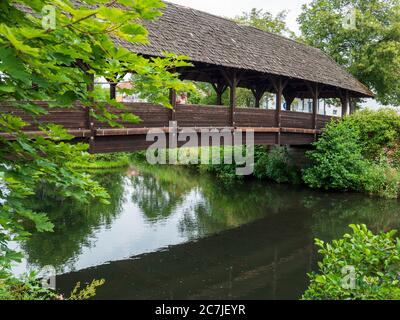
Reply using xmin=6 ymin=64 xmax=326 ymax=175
xmin=176 ymin=92 xmax=188 ymax=105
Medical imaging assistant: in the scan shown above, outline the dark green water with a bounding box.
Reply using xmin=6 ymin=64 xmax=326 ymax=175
xmin=13 ymin=163 xmax=400 ymax=300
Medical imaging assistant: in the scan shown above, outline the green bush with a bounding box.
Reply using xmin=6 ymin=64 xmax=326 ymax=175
xmin=0 ymin=272 xmax=58 ymax=300
xmin=0 ymin=271 xmax=105 ymax=300
xmin=346 ymin=109 xmax=400 ymax=162
xmin=199 ymin=146 xmax=245 ymax=185
xmin=197 ymin=145 xmax=301 ymax=185
xmin=69 ymin=153 xmax=130 ymax=170
xmin=362 ymin=161 xmax=400 ymax=199
xmin=303 ymin=225 xmax=400 ymax=300
xmin=303 ymin=110 xmax=400 ymax=198
xmin=254 ymin=146 xmax=301 ymax=184
xmin=303 ymin=121 xmax=368 ymax=191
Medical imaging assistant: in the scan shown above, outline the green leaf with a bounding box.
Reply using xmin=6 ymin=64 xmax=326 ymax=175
xmin=120 ymin=113 xmax=141 ymax=124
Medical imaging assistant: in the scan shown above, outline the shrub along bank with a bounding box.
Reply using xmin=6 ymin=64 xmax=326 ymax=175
xmin=303 ymin=224 xmax=400 ymax=300
xmin=304 ymin=109 xmax=400 ymax=198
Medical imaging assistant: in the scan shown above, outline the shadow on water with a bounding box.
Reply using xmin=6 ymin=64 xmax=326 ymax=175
xmin=16 ymin=163 xmax=400 ymax=299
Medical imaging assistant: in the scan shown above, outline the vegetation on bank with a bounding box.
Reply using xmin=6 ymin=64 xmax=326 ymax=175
xmin=69 ymin=153 xmax=130 ymax=170
xmin=304 ymin=109 xmax=400 ymax=198
xmin=198 ymin=145 xmax=302 ymax=185
xmin=0 ymin=271 xmax=104 ymax=300
xmin=132 ymin=145 xmax=302 ymax=186
xmin=303 ymin=225 xmax=400 ymax=300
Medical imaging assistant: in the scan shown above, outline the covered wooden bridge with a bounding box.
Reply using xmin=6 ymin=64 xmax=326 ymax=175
xmin=1 ymin=2 xmax=373 ymax=153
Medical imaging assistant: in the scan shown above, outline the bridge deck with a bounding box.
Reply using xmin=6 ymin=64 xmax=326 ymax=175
xmin=0 ymin=102 xmax=337 ymax=153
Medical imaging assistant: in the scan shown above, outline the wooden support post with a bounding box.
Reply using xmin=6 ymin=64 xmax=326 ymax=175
xmin=110 ymin=82 xmax=117 ymax=100
xmin=211 ymin=82 xmax=228 ymax=106
xmin=283 ymin=93 xmax=295 ymax=111
xmin=169 ymin=88 xmax=177 ymax=122
xmin=107 ymin=73 xmax=127 ymax=100
xmin=307 ymin=83 xmax=320 ymax=141
xmin=251 ymin=84 xmax=268 ymax=109
xmin=349 ymin=96 xmax=357 ymax=114
xmin=229 ymin=80 xmax=236 ymax=126
xmin=86 ymin=72 xmax=95 ymax=153
xmin=221 ymin=69 xmax=241 ymax=127
xmin=87 ymin=73 xmax=94 ymax=93
xmin=75 ymin=59 xmax=97 ymax=152
xmin=255 ymin=95 xmax=261 ymax=109
xmin=339 ymin=89 xmax=350 ymax=117
xmin=269 ymin=76 xmax=288 ymax=145
xmin=217 ymin=91 xmax=223 ymax=106
xmin=312 ymin=87 xmax=318 ymax=132
xmin=276 ymin=81 xmax=283 ymax=127
xmin=276 ymin=82 xmax=282 ymax=145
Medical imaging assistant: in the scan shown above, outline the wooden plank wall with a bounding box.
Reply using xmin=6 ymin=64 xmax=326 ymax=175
xmin=93 ymin=103 xmax=170 ymax=129
xmin=176 ymin=105 xmax=230 ymax=127
xmin=281 ymin=111 xmax=314 ymax=129
xmin=235 ymin=108 xmax=276 ymax=127
xmin=0 ymin=102 xmax=87 ymax=130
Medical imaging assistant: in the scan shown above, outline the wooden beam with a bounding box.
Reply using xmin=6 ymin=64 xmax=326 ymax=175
xmin=86 ymin=72 xmax=95 ymax=153
xmin=338 ymin=89 xmax=350 ymax=117
xmin=221 ymin=69 xmax=242 ymax=126
xmin=211 ymin=81 xmax=228 ymax=106
xmin=169 ymin=89 xmax=177 ymax=122
xmin=349 ymin=96 xmax=357 ymax=115
xmin=306 ymin=82 xmax=320 ymax=139
xmin=251 ymin=84 xmax=269 ymax=108
xmin=229 ymin=79 xmax=237 ymax=126
xmin=87 ymin=72 xmax=94 ymax=93
xmin=283 ymin=92 xmax=296 ymax=111
xmin=313 ymin=87 xmax=319 ymax=132
xmin=109 ymin=82 xmax=117 ymax=100
xmin=269 ymin=76 xmax=288 ymax=145
xmin=106 ymin=74 xmax=124 ymax=100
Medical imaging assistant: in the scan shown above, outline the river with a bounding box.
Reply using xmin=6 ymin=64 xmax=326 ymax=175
xmin=12 ymin=162 xmax=400 ymax=300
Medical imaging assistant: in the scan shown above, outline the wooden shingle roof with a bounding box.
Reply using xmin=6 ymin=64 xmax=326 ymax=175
xmin=18 ymin=0 xmax=373 ymax=97
xmin=115 ymin=1 xmax=373 ymax=97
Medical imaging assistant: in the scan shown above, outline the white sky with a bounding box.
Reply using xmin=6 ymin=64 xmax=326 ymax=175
xmin=168 ymin=0 xmax=312 ymax=34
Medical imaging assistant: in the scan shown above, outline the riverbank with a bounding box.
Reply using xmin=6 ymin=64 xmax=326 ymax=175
xmin=69 ymin=154 xmax=130 ymax=170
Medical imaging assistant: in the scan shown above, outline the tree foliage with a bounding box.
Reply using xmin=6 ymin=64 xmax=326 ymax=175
xmin=298 ymin=0 xmax=400 ymax=106
xmin=234 ymin=8 xmax=295 ymax=38
xmin=0 ymin=0 xmax=192 ymax=277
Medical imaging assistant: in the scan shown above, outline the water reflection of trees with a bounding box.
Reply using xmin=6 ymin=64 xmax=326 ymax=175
xmin=305 ymin=194 xmax=400 ymax=240
xmin=130 ymin=162 xmax=400 ymax=244
xmin=20 ymin=172 xmax=126 ymax=273
xmin=130 ymin=174 xmax=185 ymax=221
xmin=129 ymin=163 xmax=306 ymax=239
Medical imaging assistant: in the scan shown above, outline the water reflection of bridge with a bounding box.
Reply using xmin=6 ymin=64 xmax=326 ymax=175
xmin=56 ymin=211 xmax=315 ymax=300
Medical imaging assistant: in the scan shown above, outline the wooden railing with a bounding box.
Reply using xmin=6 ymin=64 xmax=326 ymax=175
xmin=0 ymin=102 xmax=339 ymax=138
xmin=235 ymin=108 xmax=276 ymax=127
